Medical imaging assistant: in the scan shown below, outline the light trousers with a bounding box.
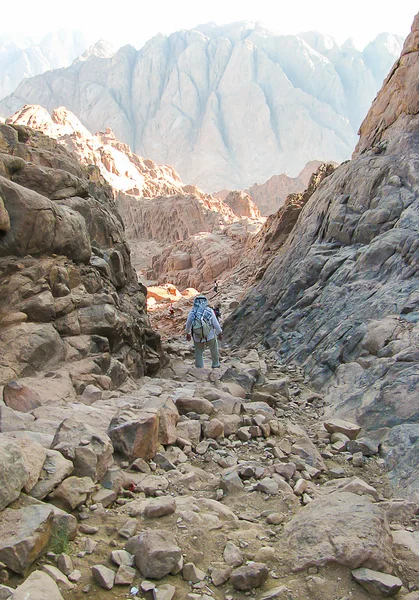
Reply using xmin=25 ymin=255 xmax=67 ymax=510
xmin=194 ymin=337 xmax=220 ymax=368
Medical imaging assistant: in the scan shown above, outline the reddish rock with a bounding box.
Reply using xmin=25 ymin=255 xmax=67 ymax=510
xmin=3 ymin=381 xmax=42 ymax=412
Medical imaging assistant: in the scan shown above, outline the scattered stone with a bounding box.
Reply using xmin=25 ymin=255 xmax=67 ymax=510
xmin=40 ymin=564 xmax=74 ymax=591
xmin=79 ymin=524 xmax=99 ymax=535
xmin=352 ymin=567 xmax=403 ymax=596
xmin=115 ymin=564 xmax=136 ymax=585
xmin=128 ymin=530 xmax=182 ymax=579
xmin=256 ymin=477 xmax=279 ymax=494
xmin=323 ymin=419 xmax=361 ymax=440
xmin=230 ymin=562 xmax=269 ymax=590
xmin=328 ymin=467 xmax=346 ymax=479
xmin=211 ymin=564 xmax=232 ymax=586
xmin=153 ymin=583 xmax=176 ymax=600
xmin=118 ymin=518 xmax=138 ymax=539
xmin=12 ymin=570 xmax=65 ymax=600
xmin=51 ymin=476 xmax=95 ymax=511
xmin=183 ymin=562 xmax=206 ymax=583
xmin=144 ymin=496 xmax=176 ymax=518
xmin=130 ymin=458 xmax=151 ymax=473
xmin=223 ymin=541 xmax=243 ymax=567
xmin=111 ymin=550 xmax=134 ymax=567
xmin=68 ymin=570 xmax=82 ymax=583
xmin=220 ymin=470 xmax=244 ymax=494
xmin=91 ymin=564 xmax=116 ymax=590
xmin=29 ymin=449 xmax=74 ymax=500
xmin=57 ymin=553 xmax=73 ymax=576
xmin=352 ymin=452 xmax=364 ymax=467
xmin=92 ymin=487 xmax=117 ymax=507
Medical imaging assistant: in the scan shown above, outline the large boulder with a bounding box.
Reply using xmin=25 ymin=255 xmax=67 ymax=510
xmin=51 ymin=418 xmax=113 ymax=482
xmin=283 ymin=492 xmax=394 ymax=572
xmin=29 ymin=449 xmax=74 ymax=500
xmin=0 ymin=505 xmax=54 ymax=574
xmin=0 ymin=435 xmax=28 ymax=510
xmin=127 ymin=530 xmax=182 ymax=579
xmin=12 ymin=570 xmax=64 ymax=600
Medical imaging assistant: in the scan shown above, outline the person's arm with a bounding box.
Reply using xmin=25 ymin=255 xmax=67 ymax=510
xmin=211 ymin=310 xmax=222 ymax=336
xmin=185 ymin=312 xmax=193 ymax=339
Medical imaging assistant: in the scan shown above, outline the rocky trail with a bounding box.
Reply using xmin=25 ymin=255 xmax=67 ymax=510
xmin=1 ymin=290 xmax=419 ymax=600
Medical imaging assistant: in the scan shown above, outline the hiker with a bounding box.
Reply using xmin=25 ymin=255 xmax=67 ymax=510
xmin=213 ymin=303 xmax=221 ymax=323
xmin=168 ymin=304 xmax=175 ymax=318
xmin=185 ymin=295 xmax=222 ymax=368
xmin=213 ymin=280 xmax=219 ymax=294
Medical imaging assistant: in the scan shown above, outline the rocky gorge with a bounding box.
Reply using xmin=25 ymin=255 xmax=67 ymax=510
xmin=0 ymin=12 xmax=418 ymax=600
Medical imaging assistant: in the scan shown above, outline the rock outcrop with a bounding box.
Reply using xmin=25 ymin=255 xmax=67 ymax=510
xmin=225 ymin=15 xmax=419 ymax=500
xmin=0 ymin=23 xmax=403 ymax=191
xmin=4 ymin=105 xmax=264 ymax=283
xmin=0 ymin=119 xmax=165 ymax=385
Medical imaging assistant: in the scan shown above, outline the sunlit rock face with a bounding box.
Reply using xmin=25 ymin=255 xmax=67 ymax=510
xmin=0 ymin=23 xmax=403 ymax=191
xmin=225 ymin=16 xmax=419 ymax=500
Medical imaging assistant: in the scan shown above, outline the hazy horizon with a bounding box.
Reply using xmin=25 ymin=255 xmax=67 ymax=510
xmin=0 ymin=0 xmax=417 ymax=53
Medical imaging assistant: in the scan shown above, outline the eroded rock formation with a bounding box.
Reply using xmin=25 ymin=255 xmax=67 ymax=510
xmin=0 ymin=120 xmax=165 ymax=386
xmin=225 ymin=14 xmax=419 ymax=500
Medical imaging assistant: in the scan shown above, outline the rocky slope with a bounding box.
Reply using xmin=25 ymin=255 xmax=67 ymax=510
xmin=0 ymin=23 xmax=403 ymax=191
xmin=225 ymin=14 xmax=419 ymax=501
xmin=0 ymin=118 xmax=165 ymax=387
xmin=0 ymin=327 xmax=418 ymax=599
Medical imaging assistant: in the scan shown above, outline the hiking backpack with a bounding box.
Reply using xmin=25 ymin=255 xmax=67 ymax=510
xmin=191 ymin=307 xmax=213 ymax=341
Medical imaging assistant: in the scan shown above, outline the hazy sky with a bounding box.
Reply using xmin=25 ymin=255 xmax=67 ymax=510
xmin=2 ymin=0 xmax=418 ymax=50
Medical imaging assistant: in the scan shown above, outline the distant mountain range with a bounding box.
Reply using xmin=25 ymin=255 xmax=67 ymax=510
xmin=0 ymin=23 xmax=403 ymax=191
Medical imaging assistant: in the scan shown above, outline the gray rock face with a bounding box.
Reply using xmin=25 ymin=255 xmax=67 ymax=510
xmin=226 ymin=17 xmax=419 ymax=500
xmin=0 ymin=23 xmax=402 ymax=191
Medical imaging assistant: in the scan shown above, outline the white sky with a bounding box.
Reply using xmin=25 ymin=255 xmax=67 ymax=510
xmin=1 ymin=0 xmax=418 ymax=50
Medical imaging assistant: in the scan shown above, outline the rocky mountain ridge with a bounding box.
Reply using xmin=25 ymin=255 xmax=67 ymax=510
xmin=0 ymin=22 xmax=403 ymax=191
xmin=225 ymin=13 xmax=419 ymax=501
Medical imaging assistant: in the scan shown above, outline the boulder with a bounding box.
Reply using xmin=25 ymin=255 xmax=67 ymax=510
xmin=0 ymin=436 xmax=28 ymax=509
xmin=12 ymin=570 xmax=64 ymax=600
xmin=108 ymin=410 xmax=160 ymax=460
xmin=51 ymin=418 xmax=113 ymax=482
xmin=91 ymin=564 xmax=116 ymax=590
xmin=3 ymin=381 xmax=42 ymax=412
xmin=323 ymin=419 xmax=362 ymax=440
xmin=128 ymin=530 xmax=182 ymax=579
xmin=144 ymin=496 xmax=176 ymax=518
xmin=50 ymin=476 xmax=95 ymax=511
xmin=13 ymin=437 xmax=47 ymax=493
xmin=351 ymin=568 xmax=403 ymax=596
xmin=283 ymin=492 xmax=394 ymax=572
xmin=230 ymin=562 xmax=269 ymax=591
xmin=0 ymin=504 xmax=54 ymax=574
xmin=29 ymin=449 xmax=74 ymax=500
xmin=175 ymin=397 xmax=214 ymax=415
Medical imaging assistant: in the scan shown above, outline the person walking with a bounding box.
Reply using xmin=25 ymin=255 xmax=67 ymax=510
xmin=213 ymin=280 xmax=219 ymax=294
xmin=185 ymin=295 xmax=222 ymax=368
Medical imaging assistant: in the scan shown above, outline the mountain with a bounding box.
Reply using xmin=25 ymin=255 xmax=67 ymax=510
xmin=0 ymin=22 xmax=403 ymax=192
xmin=0 ymin=29 xmax=100 ymax=100
xmin=245 ymin=160 xmax=325 ymax=215
xmin=225 ymin=14 xmax=419 ymax=500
